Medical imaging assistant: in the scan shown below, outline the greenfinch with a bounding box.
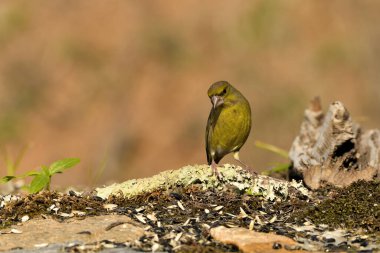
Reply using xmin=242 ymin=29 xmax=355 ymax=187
xmin=205 ymin=81 xmax=252 ymax=177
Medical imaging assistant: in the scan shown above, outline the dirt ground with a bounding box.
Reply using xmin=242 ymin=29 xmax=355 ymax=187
xmin=1 ymin=178 xmax=380 ymax=252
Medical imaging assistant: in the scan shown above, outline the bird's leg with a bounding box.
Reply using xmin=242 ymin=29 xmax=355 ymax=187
xmin=210 ymin=161 xmax=223 ymax=179
xmin=233 ymin=151 xmax=257 ymax=175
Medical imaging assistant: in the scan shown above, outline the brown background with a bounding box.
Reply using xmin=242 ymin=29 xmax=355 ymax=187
xmin=0 ymin=0 xmax=379 ymax=189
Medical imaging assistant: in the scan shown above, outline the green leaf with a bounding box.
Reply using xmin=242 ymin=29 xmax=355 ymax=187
xmin=42 ymin=166 xmax=50 ymax=176
xmin=48 ymin=158 xmax=80 ymax=175
xmin=2 ymin=144 xmax=30 ymax=176
xmin=262 ymin=163 xmax=290 ymax=175
xmin=1 ymin=175 xmax=16 ymax=183
xmin=255 ymin=141 xmax=289 ymax=158
xmin=29 ymin=173 xmax=50 ymax=193
xmin=24 ymin=171 xmax=40 ymax=177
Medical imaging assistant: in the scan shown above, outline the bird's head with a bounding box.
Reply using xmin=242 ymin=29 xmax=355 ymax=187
xmin=207 ymin=81 xmax=232 ymax=109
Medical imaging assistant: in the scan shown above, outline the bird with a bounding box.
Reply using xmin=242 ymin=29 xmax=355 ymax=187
xmin=205 ymin=80 xmax=252 ymax=178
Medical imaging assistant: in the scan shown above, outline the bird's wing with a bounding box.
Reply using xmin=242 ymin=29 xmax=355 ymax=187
xmin=205 ymin=107 xmax=221 ymax=164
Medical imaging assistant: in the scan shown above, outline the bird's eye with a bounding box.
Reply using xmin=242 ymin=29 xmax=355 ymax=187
xmin=221 ymin=88 xmax=227 ymax=95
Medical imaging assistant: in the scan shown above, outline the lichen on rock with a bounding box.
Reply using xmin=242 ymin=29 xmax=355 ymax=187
xmin=96 ymin=164 xmax=309 ymax=201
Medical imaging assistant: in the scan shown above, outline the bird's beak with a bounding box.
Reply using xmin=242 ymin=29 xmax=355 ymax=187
xmin=211 ymin=95 xmax=224 ymax=109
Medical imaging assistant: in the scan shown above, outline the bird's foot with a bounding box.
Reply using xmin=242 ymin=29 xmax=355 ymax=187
xmin=243 ymin=165 xmax=258 ymax=177
xmin=233 ymin=153 xmax=258 ymax=177
xmin=210 ymin=162 xmax=223 ymax=180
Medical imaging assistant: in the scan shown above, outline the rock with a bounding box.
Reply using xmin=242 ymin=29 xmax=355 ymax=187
xmin=210 ymin=226 xmax=303 ymax=253
xmin=0 ymin=215 xmax=144 ymax=251
xmin=96 ymin=164 xmax=309 ymax=201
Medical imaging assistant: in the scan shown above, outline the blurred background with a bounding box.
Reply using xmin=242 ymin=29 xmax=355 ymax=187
xmin=0 ymin=0 xmax=379 ymax=189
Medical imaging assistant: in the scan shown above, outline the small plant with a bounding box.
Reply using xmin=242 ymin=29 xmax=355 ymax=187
xmin=1 ymin=144 xmax=30 ymax=177
xmin=1 ymin=158 xmax=80 ymax=193
xmin=255 ymin=141 xmax=290 ymax=176
xmin=87 ymin=149 xmax=108 ymax=186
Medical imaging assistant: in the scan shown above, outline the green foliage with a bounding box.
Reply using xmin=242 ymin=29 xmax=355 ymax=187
xmin=1 ymin=144 xmax=30 ymax=176
xmin=0 ymin=175 xmax=16 ymax=183
xmin=87 ymin=150 xmax=108 ymax=186
xmin=261 ymin=162 xmax=290 ymax=176
xmin=1 ymin=158 xmax=80 ymax=193
xmin=245 ymin=188 xmax=263 ymax=196
xmin=255 ymin=140 xmax=288 ymax=158
xmin=255 ymin=141 xmax=290 ymax=176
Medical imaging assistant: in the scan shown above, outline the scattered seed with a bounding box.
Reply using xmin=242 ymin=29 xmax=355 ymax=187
xmin=59 ymin=212 xmax=73 ymax=218
xmin=175 ymin=232 xmax=183 ymax=241
xmin=170 ymin=239 xmax=180 ymax=248
xmin=103 ymin=204 xmax=118 ymax=211
xmin=204 ymin=209 xmax=210 ymax=214
xmin=77 ymin=231 xmax=91 ymax=235
xmin=273 ymin=242 xmax=282 ymax=249
xmin=102 ymin=243 xmax=116 ymax=249
xmin=183 ymin=218 xmax=191 ymax=226
xmin=21 ymin=215 xmax=29 ymax=222
xmin=225 ymin=223 xmax=239 ymax=228
xmin=147 ymin=213 xmax=157 ymax=222
xmin=67 ymin=242 xmax=79 ymax=247
xmin=177 ymin=201 xmax=185 ymax=211
xmin=325 ymin=238 xmax=336 ymax=243
xmin=135 ymin=206 xmax=145 ymax=213
xmin=249 ymin=220 xmax=254 ymax=230
xmin=10 ymin=229 xmax=22 ymax=234
xmin=170 ymin=192 xmax=182 ymax=200
xmin=34 ymin=243 xmax=48 ymax=248
xmin=254 ymin=215 xmax=264 ymax=225
xmin=105 ymin=221 xmax=126 ymax=231
xmin=152 ymin=243 xmax=160 ymax=252
xmin=239 ymin=207 xmax=248 ymax=218
xmin=202 ymin=223 xmax=210 ymax=229
xmin=72 ymin=210 xmax=86 ymax=216
xmin=152 ymin=233 xmax=159 ymax=242
xmin=270 ymin=215 xmax=277 ymax=223
xmin=135 ymin=214 xmax=146 ymax=224
xmin=77 ymin=245 xmax=87 ymax=250
xmin=162 ymin=232 xmax=176 ymax=240
xmin=213 ymin=205 xmax=224 ymax=211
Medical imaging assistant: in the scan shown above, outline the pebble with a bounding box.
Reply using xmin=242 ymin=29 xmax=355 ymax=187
xmin=272 ymin=242 xmax=282 ymax=249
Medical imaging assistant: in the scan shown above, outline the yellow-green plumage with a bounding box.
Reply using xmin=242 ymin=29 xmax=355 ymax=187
xmin=206 ymin=81 xmax=251 ymax=168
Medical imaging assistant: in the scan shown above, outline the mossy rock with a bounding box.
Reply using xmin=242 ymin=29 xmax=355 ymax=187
xmin=96 ymin=164 xmax=309 ymax=201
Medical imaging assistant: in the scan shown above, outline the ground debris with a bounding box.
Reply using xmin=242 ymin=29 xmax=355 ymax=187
xmin=1 ymin=179 xmax=380 ymax=252
xmin=292 ymin=180 xmax=380 ymax=231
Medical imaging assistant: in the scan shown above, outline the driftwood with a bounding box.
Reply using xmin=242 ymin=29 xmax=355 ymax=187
xmin=289 ymin=97 xmax=380 ymax=189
